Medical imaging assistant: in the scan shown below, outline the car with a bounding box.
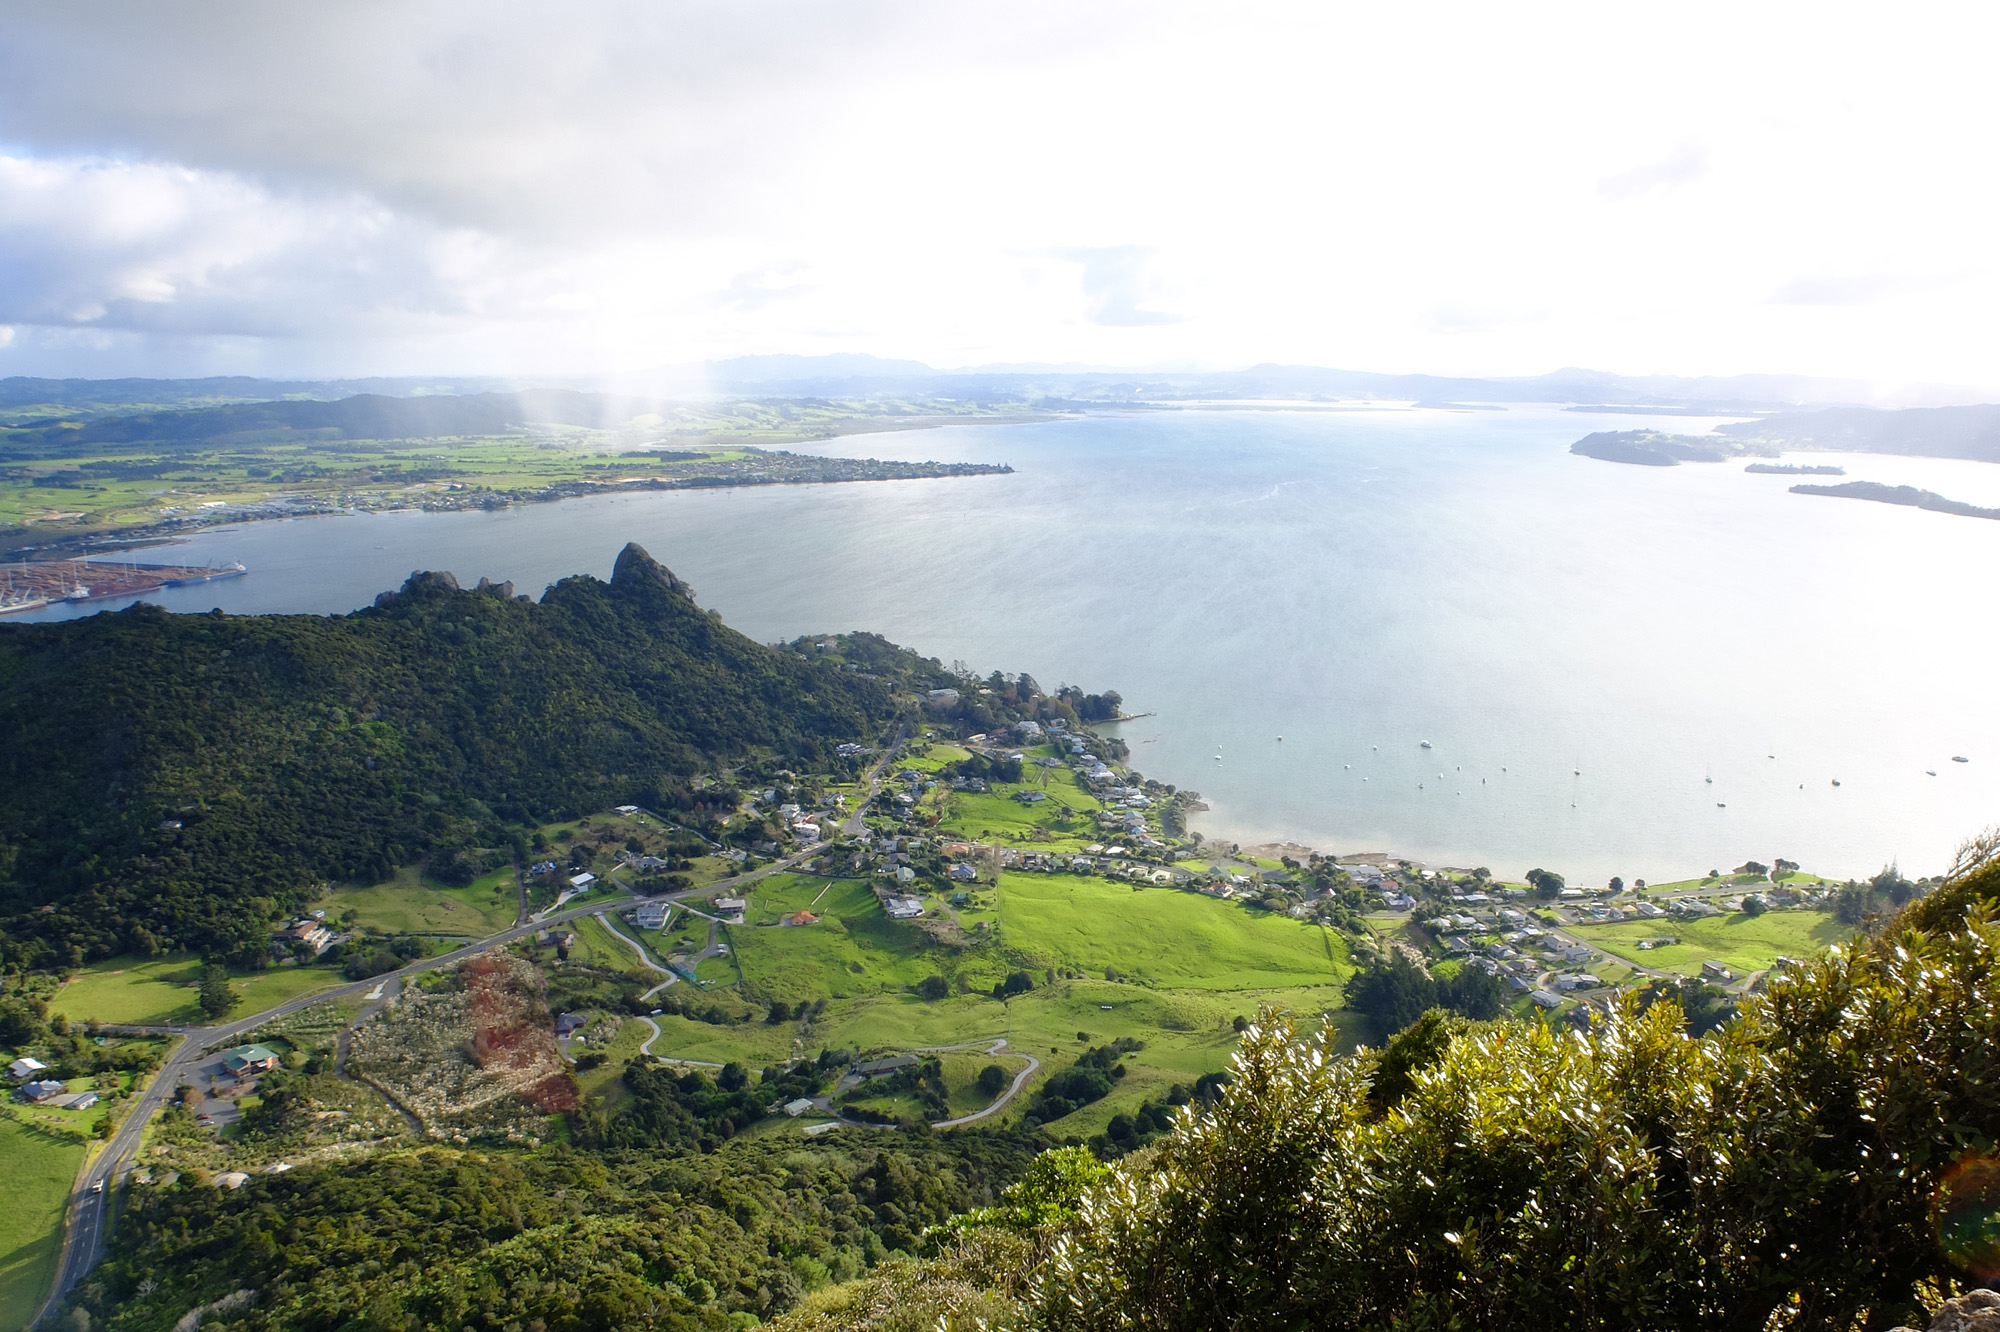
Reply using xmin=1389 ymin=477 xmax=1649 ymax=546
xmin=89 ymin=1179 xmax=104 ymax=1195
xmin=196 ymin=1113 xmax=212 ymax=1123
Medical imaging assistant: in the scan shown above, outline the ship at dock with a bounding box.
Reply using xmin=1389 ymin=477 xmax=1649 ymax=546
xmin=0 ymin=557 xmax=246 ymax=616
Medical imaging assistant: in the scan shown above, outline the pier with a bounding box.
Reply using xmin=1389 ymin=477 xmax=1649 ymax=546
xmin=0 ymin=558 xmax=246 ymax=615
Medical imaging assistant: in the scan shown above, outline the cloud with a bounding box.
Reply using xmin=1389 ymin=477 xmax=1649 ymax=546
xmin=1597 ymin=144 xmax=1708 ymax=201
xmin=0 ymin=153 xmax=501 ymax=337
xmin=1768 ymin=273 xmax=1907 ymax=307
xmin=1059 ymin=246 xmax=1179 ymax=327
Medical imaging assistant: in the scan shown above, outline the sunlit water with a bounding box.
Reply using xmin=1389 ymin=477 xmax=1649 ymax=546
xmin=17 ymin=405 xmax=1999 ymax=883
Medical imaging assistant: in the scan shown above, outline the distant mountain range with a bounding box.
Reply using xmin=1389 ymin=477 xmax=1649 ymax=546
xmin=5 ymin=357 xmax=1987 ymax=418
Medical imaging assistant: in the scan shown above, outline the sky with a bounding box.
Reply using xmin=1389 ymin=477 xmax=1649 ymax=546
xmin=1 ymin=1 xmax=1998 ymax=392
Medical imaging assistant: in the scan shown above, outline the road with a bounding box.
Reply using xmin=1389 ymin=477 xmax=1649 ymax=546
xmin=33 ymin=730 xmax=916 ymax=1325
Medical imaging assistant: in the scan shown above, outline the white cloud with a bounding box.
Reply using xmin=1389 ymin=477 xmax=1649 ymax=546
xmin=0 ymin=1 xmax=1996 ymax=387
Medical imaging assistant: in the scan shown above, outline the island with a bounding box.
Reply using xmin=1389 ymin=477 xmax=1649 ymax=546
xmin=1569 ymin=429 xmax=1766 ymax=466
xmin=1790 ymin=479 xmax=2000 ymax=521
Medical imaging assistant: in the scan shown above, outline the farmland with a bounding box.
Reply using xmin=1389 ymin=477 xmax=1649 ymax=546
xmin=1569 ymin=909 xmax=1849 ymax=977
xmin=623 ymin=864 xmax=1356 ymax=1138
xmin=0 ymin=1121 xmax=83 ymax=1331
xmin=49 ymin=954 xmax=346 ymax=1026
xmin=325 ymin=865 xmax=518 ymax=938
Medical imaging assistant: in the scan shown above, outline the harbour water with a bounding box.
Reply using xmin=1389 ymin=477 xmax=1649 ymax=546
xmin=16 ymin=405 xmax=1999 ymax=884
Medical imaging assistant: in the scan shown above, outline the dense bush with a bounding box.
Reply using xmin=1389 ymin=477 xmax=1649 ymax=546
xmin=0 ymin=544 xmax=902 ymax=966
xmin=76 ymin=1133 xmax=1042 ymax=1331
xmin=1030 ymin=858 xmax=2000 ymax=1330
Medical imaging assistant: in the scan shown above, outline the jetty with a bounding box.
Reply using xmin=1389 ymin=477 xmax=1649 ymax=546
xmin=0 ymin=558 xmax=245 ymax=616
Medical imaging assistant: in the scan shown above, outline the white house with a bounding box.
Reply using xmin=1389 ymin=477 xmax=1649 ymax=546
xmin=569 ymin=872 xmax=597 ymax=890
xmin=635 ymin=901 xmax=670 ymax=931
xmin=9 ymin=1057 xmax=48 ymax=1081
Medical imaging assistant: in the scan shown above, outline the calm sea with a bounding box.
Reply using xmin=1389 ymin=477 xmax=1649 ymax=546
xmin=17 ymin=405 xmax=1999 ymax=884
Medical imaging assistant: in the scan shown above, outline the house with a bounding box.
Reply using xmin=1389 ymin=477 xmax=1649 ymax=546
xmin=50 ymin=1091 xmax=98 ymax=1111
xmin=714 ymin=896 xmax=747 ymax=912
xmin=948 ymin=863 xmax=978 ymax=881
xmin=615 ymin=805 xmax=640 ymax=815
xmin=554 ymin=1013 xmax=588 ymax=1036
xmin=885 ymin=896 xmax=924 ymax=920
xmin=635 ymin=901 xmax=670 ymax=930
xmin=792 ymin=822 xmax=821 ymax=842
xmin=633 ymin=854 xmax=670 ymax=871
xmin=894 ymin=866 xmax=916 ymax=884
xmin=852 ymin=1055 xmax=919 ymax=1078
xmin=18 ymin=1079 xmax=66 ymax=1103
xmin=925 ymin=688 xmax=961 ymax=708
xmin=214 ymin=1171 xmax=251 ymax=1190
xmin=1013 ymin=790 xmax=1048 ymax=805
xmin=782 ymin=1097 xmax=817 ymax=1117
xmin=568 ymin=872 xmax=597 ymax=890
xmin=1529 ymin=989 xmax=1564 ymax=1009
xmin=220 ymin=1045 xmax=281 ymax=1077
xmin=1699 ymin=960 xmax=1734 ymax=982
xmin=786 ymin=911 xmax=819 ymax=926
xmin=273 ymin=919 xmax=333 ymax=955
xmin=9 ymin=1057 xmax=48 ymax=1081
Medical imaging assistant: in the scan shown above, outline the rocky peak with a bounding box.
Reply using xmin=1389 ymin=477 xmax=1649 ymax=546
xmin=610 ymin=542 xmax=694 ymax=599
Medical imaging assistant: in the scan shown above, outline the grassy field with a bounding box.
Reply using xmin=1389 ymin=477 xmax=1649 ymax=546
xmin=729 ymin=879 xmax=936 ymax=1003
xmin=935 ymin=768 xmax=1105 ymax=849
xmin=618 ymin=864 xmax=1359 ymax=1137
xmin=324 ymin=865 xmax=517 ymax=937
xmin=0 ymin=1120 xmax=84 ymax=1331
xmin=1570 ymin=909 xmax=1848 ymax=977
xmin=995 ymin=873 xmax=1349 ymax=990
xmin=49 ymin=955 xmax=347 ymax=1025
xmin=0 ymin=396 xmax=1028 ymax=546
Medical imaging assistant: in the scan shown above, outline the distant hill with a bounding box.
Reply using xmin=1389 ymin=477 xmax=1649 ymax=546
xmin=1716 ymin=403 xmax=2000 ymax=463
xmin=1569 ymin=429 xmax=1766 ymax=466
xmin=0 ymin=544 xmax=906 ymax=967
xmin=7 ymin=389 xmax=629 ymax=451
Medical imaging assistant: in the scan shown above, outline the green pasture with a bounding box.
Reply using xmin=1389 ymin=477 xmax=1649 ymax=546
xmin=50 ymin=955 xmax=344 ymax=1026
xmin=995 ymin=873 xmax=1349 ymax=990
xmin=899 ymin=745 xmax=971 ymax=773
xmin=729 ymin=880 xmax=936 ymax=1003
xmin=0 ymin=1119 xmax=83 ymax=1331
xmin=325 ymin=865 xmax=516 ymax=937
xmin=1569 ymin=910 xmax=1848 ymax=978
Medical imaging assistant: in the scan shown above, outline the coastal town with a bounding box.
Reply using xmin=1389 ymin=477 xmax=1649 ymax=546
xmin=0 ymin=644 xmax=1911 ymax=1327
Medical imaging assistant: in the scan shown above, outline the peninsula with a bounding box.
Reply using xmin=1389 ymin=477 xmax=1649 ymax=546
xmin=0 ymin=389 xmax=1029 ymax=559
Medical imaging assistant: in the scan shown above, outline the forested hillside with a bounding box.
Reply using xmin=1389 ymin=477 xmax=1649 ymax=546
xmin=0 ymin=544 xmax=901 ymax=967
xmin=73 ymin=1133 xmax=1039 ymax=1332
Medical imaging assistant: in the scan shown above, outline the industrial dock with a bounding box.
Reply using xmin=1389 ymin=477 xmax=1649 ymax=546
xmin=0 ymin=558 xmax=246 ymax=616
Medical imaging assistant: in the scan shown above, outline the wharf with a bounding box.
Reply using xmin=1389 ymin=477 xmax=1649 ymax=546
xmin=0 ymin=558 xmax=246 ymax=615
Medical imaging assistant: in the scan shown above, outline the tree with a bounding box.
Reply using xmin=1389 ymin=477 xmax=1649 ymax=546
xmin=197 ymin=963 xmax=236 ymax=1020
xmin=993 ymin=971 xmax=1033 ymax=1000
xmin=1742 ymin=894 xmax=1768 ymax=917
xmin=1525 ymin=868 xmax=1565 ymax=899
xmin=1438 ymin=964 xmax=1506 ymax=1020
xmin=1608 ymin=876 xmax=1624 ymax=893
xmin=917 ymin=975 xmax=950 ymax=1002
xmin=1343 ymin=954 xmax=1438 ymax=1043
xmin=977 ymin=1064 xmax=1008 ymax=1096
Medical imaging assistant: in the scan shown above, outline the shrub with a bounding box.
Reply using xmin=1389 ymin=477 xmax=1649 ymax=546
xmin=1031 ymin=886 xmax=2000 ymax=1330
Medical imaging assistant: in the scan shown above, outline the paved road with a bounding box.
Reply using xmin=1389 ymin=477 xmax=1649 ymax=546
xmin=923 ymin=1040 xmax=1042 ymax=1128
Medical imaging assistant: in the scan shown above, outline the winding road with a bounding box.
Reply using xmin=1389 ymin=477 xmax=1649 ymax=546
xmin=32 ymin=729 xmax=918 ymax=1326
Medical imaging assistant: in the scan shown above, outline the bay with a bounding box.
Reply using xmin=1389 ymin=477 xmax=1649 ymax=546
xmin=17 ymin=405 xmax=1998 ymax=884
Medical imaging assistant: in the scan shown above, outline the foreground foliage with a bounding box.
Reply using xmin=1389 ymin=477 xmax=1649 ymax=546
xmin=1030 ymin=858 xmax=2000 ymax=1330
xmin=74 ymin=1132 xmax=1040 ymax=1331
